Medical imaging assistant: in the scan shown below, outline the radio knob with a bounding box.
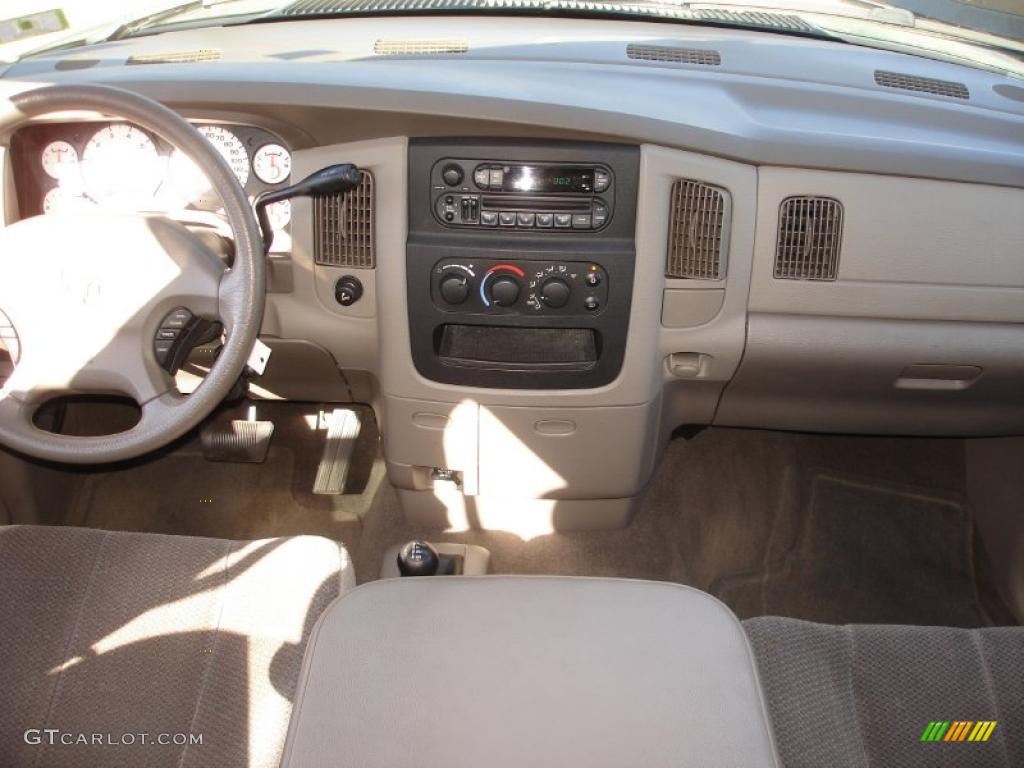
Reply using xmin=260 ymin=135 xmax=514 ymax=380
xmin=442 ymin=164 xmax=464 ymax=187
xmin=489 ymin=276 xmax=520 ymax=307
xmin=439 ymin=273 xmax=470 ymax=305
xmin=540 ymin=278 xmax=571 ymax=308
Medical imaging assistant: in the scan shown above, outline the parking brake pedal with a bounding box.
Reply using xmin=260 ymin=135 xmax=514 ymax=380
xmin=200 ymin=407 xmax=274 ymax=463
xmin=313 ymin=408 xmax=362 ymax=495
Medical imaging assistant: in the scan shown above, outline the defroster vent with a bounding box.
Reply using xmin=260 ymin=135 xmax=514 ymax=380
xmin=774 ymin=196 xmax=843 ymax=280
xmin=666 ymin=179 xmax=729 ymax=280
xmin=314 ymin=170 xmax=375 ymax=268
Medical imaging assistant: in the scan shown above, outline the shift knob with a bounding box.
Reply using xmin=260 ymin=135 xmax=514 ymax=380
xmin=397 ymin=540 xmax=441 ymax=577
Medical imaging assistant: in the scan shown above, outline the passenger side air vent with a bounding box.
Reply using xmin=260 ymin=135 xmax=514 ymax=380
xmin=774 ymin=196 xmax=843 ymax=281
xmin=666 ymin=179 xmax=730 ymax=280
xmin=127 ymin=49 xmax=223 ymax=65
xmin=626 ymin=44 xmax=720 ymax=66
xmin=874 ymin=70 xmax=969 ymax=100
xmin=313 ymin=170 xmax=376 ymax=268
xmin=373 ymin=39 xmax=468 ymax=55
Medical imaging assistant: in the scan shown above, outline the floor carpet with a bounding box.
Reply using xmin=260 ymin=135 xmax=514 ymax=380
xmin=47 ymin=404 xmax=1009 ymax=627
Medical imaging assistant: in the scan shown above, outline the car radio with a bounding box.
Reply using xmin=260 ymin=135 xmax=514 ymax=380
xmin=430 ymin=158 xmax=615 ymax=231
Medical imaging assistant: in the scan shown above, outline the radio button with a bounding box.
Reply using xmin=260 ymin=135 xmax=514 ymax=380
xmin=554 ymin=213 xmax=572 ymax=228
xmin=536 ymin=213 xmax=553 ymax=228
xmin=473 ymin=167 xmax=490 ymax=189
xmin=499 ymin=212 xmax=516 ymax=227
xmin=480 ymin=211 xmax=498 ymax=226
xmin=489 ymin=168 xmax=505 ymax=188
xmin=592 ymin=204 xmax=608 ymax=228
xmin=517 ymin=212 xmax=535 ymax=227
xmin=572 ymin=214 xmax=592 ymax=229
xmin=594 ymin=169 xmax=610 ymax=192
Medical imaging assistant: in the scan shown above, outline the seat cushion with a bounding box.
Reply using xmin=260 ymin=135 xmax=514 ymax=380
xmin=282 ymin=576 xmax=780 ymax=768
xmin=0 ymin=525 xmax=354 ymax=768
xmin=744 ymin=617 xmax=1024 ymax=768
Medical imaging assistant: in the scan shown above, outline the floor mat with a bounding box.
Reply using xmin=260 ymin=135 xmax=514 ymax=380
xmin=714 ymin=474 xmax=982 ymax=626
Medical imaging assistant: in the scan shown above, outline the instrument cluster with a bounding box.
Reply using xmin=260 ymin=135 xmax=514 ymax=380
xmin=12 ymin=121 xmax=293 ymax=251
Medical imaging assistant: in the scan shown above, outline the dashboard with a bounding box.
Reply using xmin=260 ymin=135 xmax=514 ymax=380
xmin=0 ymin=13 xmax=1023 ymax=524
xmin=9 ymin=121 xmax=294 ymax=252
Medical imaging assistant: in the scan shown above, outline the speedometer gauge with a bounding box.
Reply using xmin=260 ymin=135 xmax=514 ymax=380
xmin=169 ymin=125 xmax=249 ymax=205
xmin=81 ymin=124 xmax=161 ymax=208
xmin=41 ymin=141 xmax=79 ymax=180
xmin=253 ymin=144 xmax=290 ymax=184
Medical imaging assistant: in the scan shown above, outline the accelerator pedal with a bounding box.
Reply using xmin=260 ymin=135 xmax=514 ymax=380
xmin=313 ymin=408 xmax=362 ymax=495
xmin=200 ymin=410 xmax=274 ymax=463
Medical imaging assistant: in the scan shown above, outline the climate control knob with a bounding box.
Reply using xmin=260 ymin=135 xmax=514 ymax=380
xmin=489 ymin=276 xmax=521 ymax=306
xmin=439 ymin=273 xmax=470 ymax=305
xmin=540 ymin=278 xmax=571 ymax=308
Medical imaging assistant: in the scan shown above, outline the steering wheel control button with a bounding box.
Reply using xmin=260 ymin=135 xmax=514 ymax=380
xmin=163 ymin=308 xmax=193 ymax=329
xmin=335 ymin=275 xmax=364 ymax=307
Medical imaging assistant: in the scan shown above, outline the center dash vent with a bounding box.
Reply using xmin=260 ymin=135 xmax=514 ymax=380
xmin=627 ymin=44 xmax=720 ymax=66
xmin=666 ymin=179 xmax=730 ymax=280
xmin=874 ymin=70 xmax=969 ymax=100
xmin=774 ymin=196 xmax=843 ymax=281
xmin=314 ymin=170 xmax=375 ymax=268
xmin=127 ymin=49 xmax=222 ymax=65
xmin=373 ymin=39 xmax=468 ymax=55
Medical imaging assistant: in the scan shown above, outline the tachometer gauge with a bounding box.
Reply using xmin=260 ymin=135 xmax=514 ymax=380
xmin=41 ymin=141 xmax=79 ymax=181
xmin=81 ymin=124 xmax=161 ymax=208
xmin=253 ymin=144 xmax=291 ymax=184
xmin=169 ymin=125 xmax=249 ymax=206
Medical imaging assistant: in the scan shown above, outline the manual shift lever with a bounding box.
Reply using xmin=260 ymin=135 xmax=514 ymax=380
xmin=253 ymin=163 xmax=362 ymax=255
xmin=397 ymin=540 xmax=442 ymax=577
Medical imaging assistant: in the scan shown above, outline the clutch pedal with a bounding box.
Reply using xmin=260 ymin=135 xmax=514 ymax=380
xmin=200 ymin=410 xmax=274 ymax=463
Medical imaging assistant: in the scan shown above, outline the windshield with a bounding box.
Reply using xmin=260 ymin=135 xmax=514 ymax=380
xmin=3 ymin=0 xmax=1022 ymax=72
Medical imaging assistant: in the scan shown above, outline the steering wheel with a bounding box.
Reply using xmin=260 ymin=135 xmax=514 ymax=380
xmin=0 ymin=85 xmax=265 ymax=464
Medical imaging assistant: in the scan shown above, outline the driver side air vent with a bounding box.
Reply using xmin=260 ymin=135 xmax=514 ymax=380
xmin=626 ymin=44 xmax=720 ymax=66
xmin=314 ymin=170 xmax=376 ymax=268
xmin=373 ymin=39 xmax=469 ymax=55
xmin=874 ymin=70 xmax=969 ymax=100
xmin=774 ymin=196 xmax=843 ymax=281
xmin=666 ymin=179 xmax=730 ymax=280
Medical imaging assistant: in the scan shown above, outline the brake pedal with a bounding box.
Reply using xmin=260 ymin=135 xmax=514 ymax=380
xmin=313 ymin=408 xmax=362 ymax=495
xmin=200 ymin=417 xmax=274 ymax=463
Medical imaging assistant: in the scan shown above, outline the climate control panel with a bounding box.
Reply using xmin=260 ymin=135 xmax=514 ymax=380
xmin=432 ymin=259 xmax=608 ymax=316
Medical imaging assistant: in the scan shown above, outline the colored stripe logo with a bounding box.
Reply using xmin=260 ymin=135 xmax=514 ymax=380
xmin=920 ymin=721 xmax=997 ymax=742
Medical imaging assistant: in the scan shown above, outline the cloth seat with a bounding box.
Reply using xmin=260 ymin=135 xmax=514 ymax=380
xmin=0 ymin=525 xmax=354 ymax=768
xmin=744 ymin=616 xmax=1024 ymax=768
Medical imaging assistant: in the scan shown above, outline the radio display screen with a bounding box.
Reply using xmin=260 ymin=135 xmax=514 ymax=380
xmin=504 ymin=165 xmax=594 ymax=194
